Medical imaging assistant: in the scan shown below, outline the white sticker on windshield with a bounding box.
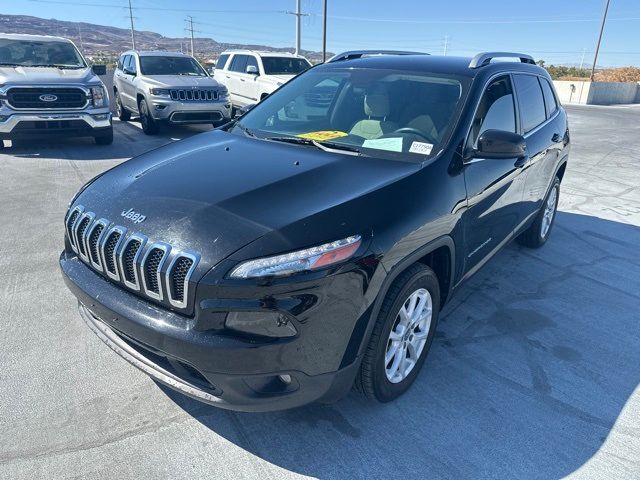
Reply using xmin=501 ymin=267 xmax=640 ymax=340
xmin=362 ymin=137 xmax=403 ymax=152
xmin=409 ymin=142 xmax=434 ymax=155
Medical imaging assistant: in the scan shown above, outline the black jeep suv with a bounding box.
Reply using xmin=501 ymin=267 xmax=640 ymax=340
xmin=60 ymin=51 xmax=569 ymax=412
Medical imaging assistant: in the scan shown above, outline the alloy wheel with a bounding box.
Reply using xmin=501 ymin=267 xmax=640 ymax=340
xmin=541 ymin=186 xmax=558 ymax=239
xmin=384 ymin=288 xmax=433 ymax=384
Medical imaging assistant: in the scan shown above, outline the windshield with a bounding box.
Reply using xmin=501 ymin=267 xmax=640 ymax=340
xmin=0 ymin=39 xmax=86 ymax=68
xmin=262 ymin=57 xmax=311 ymax=75
xmin=139 ymin=56 xmax=207 ymax=76
xmin=236 ymin=67 xmax=468 ymax=160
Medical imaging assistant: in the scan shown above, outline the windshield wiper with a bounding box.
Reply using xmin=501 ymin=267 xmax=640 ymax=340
xmin=265 ymin=136 xmax=362 ymax=156
xmin=27 ymin=64 xmax=84 ymax=69
xmin=0 ymin=63 xmax=23 ymax=67
xmin=233 ymin=122 xmax=256 ymax=138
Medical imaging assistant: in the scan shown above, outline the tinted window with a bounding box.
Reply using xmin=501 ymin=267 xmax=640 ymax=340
xmin=139 ymin=56 xmax=206 ymax=76
xmin=125 ymin=55 xmax=136 ymax=74
xmin=117 ymin=55 xmax=125 ymax=70
xmin=229 ymin=55 xmax=248 ymax=73
xmin=540 ymin=78 xmax=558 ymax=118
xmin=0 ymin=39 xmax=85 ymax=67
xmin=262 ymin=57 xmax=311 ymax=75
xmin=246 ymin=56 xmax=259 ymax=72
xmin=471 ymin=76 xmax=516 ymax=147
xmin=216 ymin=54 xmax=229 ymax=70
xmin=513 ymin=74 xmax=546 ymax=133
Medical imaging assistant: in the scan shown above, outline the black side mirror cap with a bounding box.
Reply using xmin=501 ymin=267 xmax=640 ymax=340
xmin=92 ymin=64 xmax=107 ymax=76
xmin=122 ymin=67 xmax=136 ymax=76
xmin=474 ymin=129 xmax=526 ymax=159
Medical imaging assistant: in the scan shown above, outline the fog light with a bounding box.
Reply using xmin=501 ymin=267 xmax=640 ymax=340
xmin=0 ymin=115 xmax=8 ymax=122
xmin=279 ymin=374 xmax=292 ymax=385
xmin=92 ymin=113 xmax=109 ymax=120
xmin=154 ymin=104 xmax=167 ymax=110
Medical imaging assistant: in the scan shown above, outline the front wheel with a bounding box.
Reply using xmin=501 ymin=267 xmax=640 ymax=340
xmin=94 ymin=126 xmax=114 ymax=145
xmin=517 ymin=177 xmax=560 ymax=248
xmin=115 ymin=91 xmax=131 ymax=121
xmin=355 ymin=264 xmax=440 ymax=402
xmin=138 ymin=98 xmax=159 ymax=135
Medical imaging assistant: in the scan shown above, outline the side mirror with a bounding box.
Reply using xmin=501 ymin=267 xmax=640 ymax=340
xmin=92 ymin=64 xmax=107 ymax=76
xmin=246 ymin=65 xmax=259 ymax=75
xmin=123 ymin=67 xmax=136 ymax=76
xmin=473 ymin=129 xmax=526 ymax=159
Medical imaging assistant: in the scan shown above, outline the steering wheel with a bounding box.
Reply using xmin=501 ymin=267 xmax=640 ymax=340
xmin=392 ymin=128 xmax=437 ymax=144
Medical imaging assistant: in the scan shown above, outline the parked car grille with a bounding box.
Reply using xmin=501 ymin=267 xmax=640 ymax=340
xmin=7 ymin=87 xmax=88 ymax=109
xmin=170 ymin=88 xmax=218 ymax=102
xmin=65 ymin=205 xmax=199 ymax=310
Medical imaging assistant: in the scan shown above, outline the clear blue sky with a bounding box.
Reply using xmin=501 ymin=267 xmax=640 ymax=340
xmin=4 ymin=0 xmax=640 ymax=66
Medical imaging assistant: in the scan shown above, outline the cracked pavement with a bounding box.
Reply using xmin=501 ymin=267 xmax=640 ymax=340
xmin=0 ymin=106 xmax=639 ymax=479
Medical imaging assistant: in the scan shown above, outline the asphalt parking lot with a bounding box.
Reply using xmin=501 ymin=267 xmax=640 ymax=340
xmin=1 ymin=106 xmax=639 ymax=479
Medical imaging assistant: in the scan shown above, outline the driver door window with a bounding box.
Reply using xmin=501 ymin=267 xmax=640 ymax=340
xmin=470 ymin=76 xmax=516 ymax=148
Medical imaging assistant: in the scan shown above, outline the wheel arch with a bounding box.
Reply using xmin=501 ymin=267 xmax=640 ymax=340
xmin=351 ymin=235 xmax=456 ymax=362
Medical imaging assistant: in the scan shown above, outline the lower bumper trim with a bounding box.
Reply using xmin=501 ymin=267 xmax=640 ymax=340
xmin=79 ymin=303 xmax=226 ymax=406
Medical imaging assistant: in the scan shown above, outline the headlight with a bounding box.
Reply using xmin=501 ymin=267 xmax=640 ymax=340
xmin=90 ymin=86 xmax=107 ymax=108
xmin=230 ymin=235 xmax=362 ymax=279
xmin=150 ymin=88 xmax=171 ymax=97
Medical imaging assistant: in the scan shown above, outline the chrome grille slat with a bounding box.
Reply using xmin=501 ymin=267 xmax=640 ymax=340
xmin=64 ymin=208 xmax=199 ymax=309
xmin=140 ymin=243 xmax=170 ymax=301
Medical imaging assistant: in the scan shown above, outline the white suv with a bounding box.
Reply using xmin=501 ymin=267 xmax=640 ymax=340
xmin=213 ymin=50 xmax=311 ymax=109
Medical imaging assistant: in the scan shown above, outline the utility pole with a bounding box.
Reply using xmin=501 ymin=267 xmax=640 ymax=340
xmin=322 ymin=0 xmax=328 ymax=62
xmin=187 ymin=16 xmax=195 ymax=56
xmin=286 ymin=0 xmax=308 ymax=56
xmin=443 ymin=36 xmax=449 ymax=56
xmin=128 ymin=0 xmax=136 ymax=50
xmin=590 ymin=0 xmax=611 ymax=82
xmin=77 ymin=23 xmax=84 ymax=53
xmin=579 ymin=48 xmax=587 ymax=70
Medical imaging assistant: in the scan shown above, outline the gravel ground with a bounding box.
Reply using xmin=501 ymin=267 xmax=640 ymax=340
xmin=0 ymin=106 xmax=639 ymax=479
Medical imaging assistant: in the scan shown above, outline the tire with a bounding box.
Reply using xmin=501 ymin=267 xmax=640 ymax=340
xmin=517 ymin=177 xmax=560 ymax=248
xmin=94 ymin=126 xmax=114 ymax=145
xmin=355 ymin=264 xmax=440 ymax=402
xmin=115 ymin=90 xmax=131 ymax=121
xmin=138 ymin=98 xmax=159 ymax=135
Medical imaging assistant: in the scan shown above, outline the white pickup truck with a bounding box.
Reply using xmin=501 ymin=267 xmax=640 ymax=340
xmin=213 ymin=50 xmax=311 ymax=109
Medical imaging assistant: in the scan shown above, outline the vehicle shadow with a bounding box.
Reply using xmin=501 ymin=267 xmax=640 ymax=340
xmin=3 ymin=121 xmax=210 ymax=161
xmin=161 ymin=211 xmax=640 ymax=479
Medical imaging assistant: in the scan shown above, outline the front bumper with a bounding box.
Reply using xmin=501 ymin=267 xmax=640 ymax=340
xmin=148 ymin=96 xmax=232 ymax=124
xmin=60 ymin=252 xmax=366 ymax=412
xmin=0 ymin=110 xmax=112 ymax=139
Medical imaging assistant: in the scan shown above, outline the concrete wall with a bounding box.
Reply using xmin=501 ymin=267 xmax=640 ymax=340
xmin=553 ymin=80 xmax=640 ymax=105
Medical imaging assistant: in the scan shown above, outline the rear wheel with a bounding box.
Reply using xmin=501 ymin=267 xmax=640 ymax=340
xmin=517 ymin=177 xmax=560 ymax=248
xmin=138 ymin=98 xmax=159 ymax=135
xmin=355 ymin=264 xmax=440 ymax=402
xmin=115 ymin=90 xmax=131 ymax=121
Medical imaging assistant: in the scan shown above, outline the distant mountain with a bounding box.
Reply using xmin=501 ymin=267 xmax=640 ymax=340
xmin=0 ymin=14 xmax=331 ymax=62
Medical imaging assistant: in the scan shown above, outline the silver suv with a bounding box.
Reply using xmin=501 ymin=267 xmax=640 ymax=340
xmin=113 ymin=51 xmax=231 ymax=135
xmin=0 ymin=33 xmax=112 ymax=147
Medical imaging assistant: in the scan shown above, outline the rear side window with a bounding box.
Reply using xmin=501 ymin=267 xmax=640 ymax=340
xmin=470 ymin=75 xmax=516 ymax=147
xmin=216 ymin=54 xmax=229 ymax=70
xmin=539 ymin=78 xmax=558 ymax=118
xmin=513 ymin=74 xmax=546 ymax=133
xmin=229 ymin=55 xmax=248 ymax=73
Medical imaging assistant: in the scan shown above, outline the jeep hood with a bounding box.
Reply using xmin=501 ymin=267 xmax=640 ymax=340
xmin=73 ymin=130 xmax=418 ymax=271
xmin=142 ymin=75 xmax=221 ymax=89
xmin=0 ymin=66 xmax=102 ymax=85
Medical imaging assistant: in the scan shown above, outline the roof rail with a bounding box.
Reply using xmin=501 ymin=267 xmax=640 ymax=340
xmin=469 ymin=52 xmax=536 ymax=69
xmin=326 ymin=50 xmax=428 ymax=63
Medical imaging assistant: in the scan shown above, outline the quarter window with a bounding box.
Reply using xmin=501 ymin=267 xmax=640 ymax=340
xmin=539 ymin=78 xmax=559 ymax=118
xmin=470 ymin=76 xmax=516 ymax=147
xmin=513 ymin=74 xmax=546 ymax=133
xmin=229 ymin=55 xmax=248 ymax=73
xmin=216 ymin=54 xmax=230 ymax=70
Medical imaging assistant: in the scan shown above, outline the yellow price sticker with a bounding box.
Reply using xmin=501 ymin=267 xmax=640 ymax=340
xmin=297 ymin=131 xmax=349 ymax=141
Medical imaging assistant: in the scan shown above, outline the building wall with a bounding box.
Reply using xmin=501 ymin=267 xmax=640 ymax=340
xmin=553 ymin=80 xmax=639 ymax=105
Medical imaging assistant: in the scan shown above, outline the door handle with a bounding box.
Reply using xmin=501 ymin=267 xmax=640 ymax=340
xmin=514 ymin=155 xmax=529 ymax=168
xmin=226 ymin=75 xmax=231 ymax=79
xmin=552 ymin=133 xmax=562 ymax=143
xmin=240 ymin=79 xmax=245 ymax=82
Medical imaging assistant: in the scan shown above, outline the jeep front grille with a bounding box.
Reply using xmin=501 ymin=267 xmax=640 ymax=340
xmin=7 ymin=87 xmax=88 ymax=110
xmin=65 ymin=206 xmax=200 ymax=310
xmin=170 ymin=88 xmax=218 ymax=102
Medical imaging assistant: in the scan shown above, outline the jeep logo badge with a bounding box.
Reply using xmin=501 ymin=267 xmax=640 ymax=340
xmin=121 ymin=208 xmax=146 ymax=224
xmin=39 ymin=94 xmax=58 ymax=102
